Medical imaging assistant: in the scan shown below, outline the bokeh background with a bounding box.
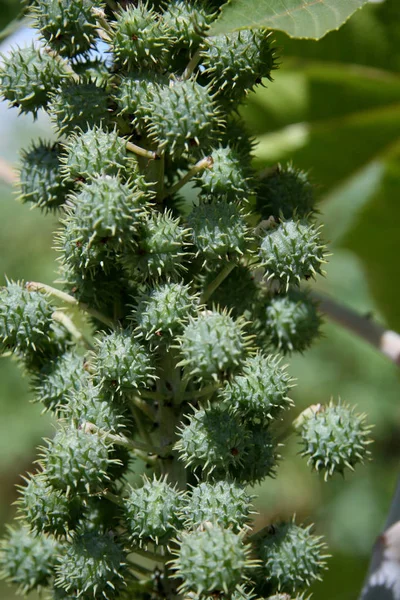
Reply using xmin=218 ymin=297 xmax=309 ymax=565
xmin=0 ymin=0 xmax=399 ymax=598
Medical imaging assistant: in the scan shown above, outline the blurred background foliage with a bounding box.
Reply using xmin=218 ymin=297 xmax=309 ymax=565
xmin=0 ymin=1 xmax=399 ymax=599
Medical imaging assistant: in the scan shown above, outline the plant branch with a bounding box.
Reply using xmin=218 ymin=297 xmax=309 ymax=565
xmin=181 ymin=48 xmax=201 ymax=80
xmin=26 ymin=281 xmax=115 ymax=329
xmin=200 ymin=262 xmax=236 ymax=304
xmin=162 ymin=156 xmax=213 ymax=200
xmin=52 ymin=310 xmax=94 ymax=349
xmin=126 ymin=140 xmax=158 ymax=160
xmin=311 ymin=291 xmax=400 ymax=367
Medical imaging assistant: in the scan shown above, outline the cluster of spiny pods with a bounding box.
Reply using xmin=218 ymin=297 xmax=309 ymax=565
xmin=0 ymin=1 xmax=372 ymax=599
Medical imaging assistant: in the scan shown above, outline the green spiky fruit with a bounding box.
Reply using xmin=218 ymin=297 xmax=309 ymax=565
xmin=263 ymin=290 xmax=322 ymax=354
xmin=133 ymin=281 xmax=199 ymax=343
xmin=232 ymin=425 xmax=277 ymax=484
xmin=204 ymin=264 xmax=259 ymax=318
xmin=195 ymin=145 xmax=254 ymax=201
xmin=178 ymin=310 xmax=250 ymax=382
xmin=18 ymin=140 xmax=73 ymax=211
xmin=43 ymin=425 xmax=115 ymax=494
xmin=258 ymin=522 xmax=328 ymax=593
xmin=171 ymin=523 xmax=253 ymax=594
xmin=124 ymin=476 xmax=185 ymax=544
xmin=145 ymin=79 xmax=220 ymax=156
xmin=183 ymin=480 xmax=253 ymax=531
xmin=92 ymin=329 xmax=154 ymax=395
xmin=111 ymin=3 xmax=173 ymax=71
xmin=296 ymin=402 xmax=372 ymax=479
xmin=58 ymin=175 xmax=148 ymax=274
xmin=58 ymin=262 xmax=135 ymax=321
xmin=115 ymin=72 xmax=166 ymax=129
xmin=34 ymin=350 xmax=88 ymax=413
xmin=33 ymin=0 xmax=101 ymax=57
xmin=220 ymin=353 xmax=293 ymax=424
xmin=0 ymin=281 xmax=59 ymax=359
xmin=0 ymin=45 xmax=67 ymax=115
xmin=162 ymin=1 xmax=212 ymax=55
xmin=259 ymin=220 xmax=327 ymax=289
xmin=17 ymin=473 xmax=81 ymax=537
xmin=176 ymin=404 xmax=248 ymax=475
xmin=65 ymin=380 xmax=130 ymax=433
xmin=61 ymin=125 xmax=130 ymax=182
xmin=134 ymin=210 xmax=190 ymax=279
xmin=200 ymin=29 xmax=276 ymax=105
xmin=48 ymin=80 xmax=110 ymax=136
xmin=222 ymin=117 xmax=256 ymax=162
xmin=189 ymin=200 xmax=252 ymax=262
xmin=257 ymin=165 xmax=315 ymax=221
xmin=71 ymin=58 xmax=110 ymax=87
xmin=0 ymin=525 xmax=59 ymax=594
xmin=55 ymin=531 xmax=127 ymax=598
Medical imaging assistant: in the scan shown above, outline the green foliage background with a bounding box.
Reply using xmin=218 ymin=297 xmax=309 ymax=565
xmin=0 ymin=0 xmax=399 ymax=598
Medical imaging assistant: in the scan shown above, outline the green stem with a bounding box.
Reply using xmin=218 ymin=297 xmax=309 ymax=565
xmin=200 ymin=262 xmax=236 ymax=304
xmin=132 ymin=395 xmax=158 ymax=421
xmin=52 ymin=310 xmax=94 ymax=350
xmin=182 ymin=48 xmax=201 ymax=80
xmin=126 ymin=140 xmax=158 ymax=160
xmin=130 ymin=403 xmax=154 ymax=449
xmin=26 ymin=281 xmax=114 ymax=329
xmin=183 ymin=382 xmax=220 ymax=401
xmin=83 ymin=422 xmax=162 ymax=455
xmin=131 ymin=546 xmax=170 ymax=563
xmin=162 ymin=156 xmax=213 ymax=200
xmin=100 ymin=489 xmax=125 ymax=507
xmin=127 ymin=560 xmax=154 ymax=576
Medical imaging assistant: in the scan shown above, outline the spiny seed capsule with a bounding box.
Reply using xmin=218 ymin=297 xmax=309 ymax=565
xmin=257 ymin=521 xmax=328 ymax=593
xmin=257 ymin=164 xmax=315 ymax=221
xmin=144 ymin=79 xmax=220 ymax=156
xmin=183 ymin=480 xmax=254 ymax=531
xmin=230 ymin=424 xmax=277 ymax=484
xmin=61 ymin=125 xmax=131 ymax=183
xmin=65 ymin=380 xmax=130 ymax=433
xmin=16 ymin=472 xmax=81 ymax=537
xmin=55 ymin=531 xmax=128 ymax=599
xmin=33 ymin=350 xmax=88 ymax=413
xmin=124 ymin=476 xmax=185 ymax=544
xmin=0 ymin=281 xmax=55 ymax=356
xmin=178 ymin=310 xmax=250 ymax=382
xmin=92 ymin=328 xmax=154 ymax=394
xmin=133 ymin=280 xmax=199 ymax=344
xmin=200 ymin=29 xmax=276 ymax=105
xmin=48 ymin=80 xmax=111 ymax=136
xmin=296 ymin=402 xmax=372 ymax=479
xmin=263 ymin=289 xmax=322 ymax=354
xmin=33 ymin=0 xmax=101 ymax=58
xmin=259 ymin=219 xmax=327 ymax=289
xmin=0 ymin=524 xmax=59 ymax=594
xmin=175 ymin=404 xmax=248 ymax=475
xmin=220 ymin=353 xmax=293 ymax=424
xmin=134 ymin=210 xmax=190 ymax=280
xmin=43 ymin=425 xmax=116 ymax=494
xmin=188 ymin=200 xmax=252 ymax=262
xmin=111 ymin=3 xmax=173 ymax=71
xmin=171 ymin=523 xmax=254 ymax=594
xmin=0 ymin=45 xmax=68 ymax=115
xmin=194 ymin=145 xmax=254 ymax=201
xmin=18 ymin=140 xmax=73 ymax=211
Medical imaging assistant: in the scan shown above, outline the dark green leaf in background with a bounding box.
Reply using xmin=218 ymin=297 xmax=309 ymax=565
xmin=210 ymin=0 xmax=369 ymax=40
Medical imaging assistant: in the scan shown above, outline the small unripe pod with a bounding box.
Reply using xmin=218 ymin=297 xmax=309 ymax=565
xmin=171 ymin=522 xmax=255 ymax=594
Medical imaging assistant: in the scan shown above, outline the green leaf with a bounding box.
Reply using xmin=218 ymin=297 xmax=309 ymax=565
xmin=0 ymin=0 xmax=23 ymax=39
xmin=209 ymin=0 xmax=369 ymax=40
xmin=343 ymin=152 xmax=400 ymax=331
